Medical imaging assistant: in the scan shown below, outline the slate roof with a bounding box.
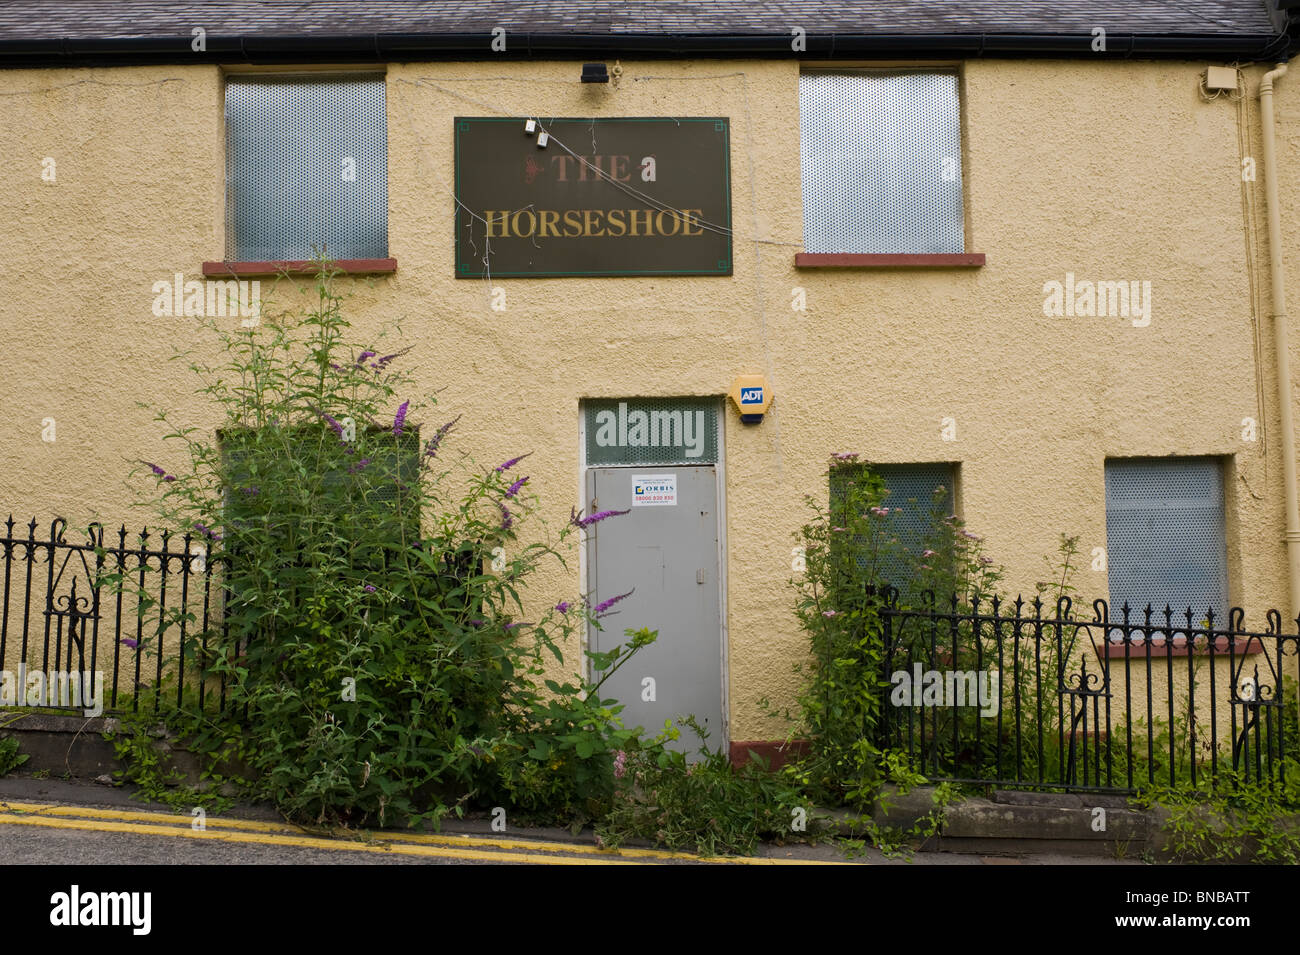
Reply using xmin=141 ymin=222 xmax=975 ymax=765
xmin=0 ymin=1 xmax=1290 ymax=64
xmin=0 ymin=1 xmax=1282 ymax=40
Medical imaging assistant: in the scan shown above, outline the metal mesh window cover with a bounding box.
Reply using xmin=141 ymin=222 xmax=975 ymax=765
xmin=584 ymin=398 xmax=720 ymax=466
xmin=1105 ymin=458 xmax=1228 ymax=620
xmin=226 ymin=76 xmax=388 ymax=262
xmin=831 ymin=462 xmax=956 ymax=587
xmin=800 ymin=71 xmax=964 ymax=255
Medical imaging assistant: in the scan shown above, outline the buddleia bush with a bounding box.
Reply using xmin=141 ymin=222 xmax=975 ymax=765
xmin=122 ymin=265 xmax=648 ymax=829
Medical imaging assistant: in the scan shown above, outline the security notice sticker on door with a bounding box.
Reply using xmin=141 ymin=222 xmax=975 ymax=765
xmin=632 ymin=473 xmax=677 ymax=506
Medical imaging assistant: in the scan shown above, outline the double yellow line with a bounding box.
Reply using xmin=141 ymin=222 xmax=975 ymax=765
xmin=0 ymin=800 xmax=840 ymax=865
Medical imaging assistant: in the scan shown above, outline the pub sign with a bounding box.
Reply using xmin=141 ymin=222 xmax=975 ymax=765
xmin=454 ymin=117 xmax=732 ymax=278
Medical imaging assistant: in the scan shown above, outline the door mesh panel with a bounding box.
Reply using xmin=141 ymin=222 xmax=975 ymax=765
xmin=584 ymin=398 xmax=720 ymax=466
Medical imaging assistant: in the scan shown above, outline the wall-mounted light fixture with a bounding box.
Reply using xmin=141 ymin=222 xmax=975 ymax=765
xmin=581 ymin=63 xmax=609 ymax=83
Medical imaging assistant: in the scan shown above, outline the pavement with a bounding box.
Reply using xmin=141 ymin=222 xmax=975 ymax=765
xmin=0 ymin=775 xmax=1144 ymax=865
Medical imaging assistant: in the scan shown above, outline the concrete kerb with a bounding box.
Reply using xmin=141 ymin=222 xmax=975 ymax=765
xmin=0 ymin=711 xmax=121 ymax=779
xmin=4 ymin=714 xmax=1295 ymax=860
xmin=823 ymin=784 xmax=1156 ymax=858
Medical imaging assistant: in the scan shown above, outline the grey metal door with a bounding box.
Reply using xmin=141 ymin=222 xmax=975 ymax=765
xmin=585 ymin=466 xmax=724 ymax=756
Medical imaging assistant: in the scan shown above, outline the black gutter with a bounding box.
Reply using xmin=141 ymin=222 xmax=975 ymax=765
xmin=0 ymin=30 xmax=1294 ymax=69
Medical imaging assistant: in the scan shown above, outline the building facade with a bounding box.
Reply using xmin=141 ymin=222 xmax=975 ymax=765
xmin=1 ymin=1 xmax=1299 ymax=757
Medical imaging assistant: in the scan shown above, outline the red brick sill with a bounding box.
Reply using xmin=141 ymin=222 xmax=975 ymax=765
xmin=730 ymin=740 xmax=810 ymax=770
xmin=201 ymin=259 xmax=398 ymax=277
xmin=1094 ymin=636 xmax=1265 ymax=659
xmin=795 ymin=252 xmax=986 ymax=268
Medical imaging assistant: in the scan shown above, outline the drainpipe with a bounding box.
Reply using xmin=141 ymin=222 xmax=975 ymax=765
xmin=1258 ymin=63 xmax=1300 ymax=637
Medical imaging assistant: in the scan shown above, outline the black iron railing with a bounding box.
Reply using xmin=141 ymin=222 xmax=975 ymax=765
xmin=0 ymin=516 xmax=478 ymax=719
xmin=877 ymin=588 xmax=1300 ymax=793
xmin=0 ymin=517 xmax=229 ymax=715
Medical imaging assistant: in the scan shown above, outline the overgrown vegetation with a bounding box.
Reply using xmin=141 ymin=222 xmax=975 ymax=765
xmin=85 ymin=273 xmax=1298 ymax=860
xmin=1131 ymin=675 xmax=1300 ymax=863
xmin=105 ymin=264 xmax=674 ymax=831
xmin=0 ymin=735 xmax=27 ymax=776
xmin=1137 ymin=762 xmax=1300 ymax=863
xmin=596 ymin=720 xmax=816 ymax=856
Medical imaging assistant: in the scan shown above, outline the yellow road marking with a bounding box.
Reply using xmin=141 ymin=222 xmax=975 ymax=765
xmin=0 ymin=812 xmax=649 ymax=865
xmin=0 ymin=800 xmax=686 ymax=857
xmin=0 ymin=801 xmax=844 ymax=864
xmin=0 ymin=800 xmax=694 ymax=860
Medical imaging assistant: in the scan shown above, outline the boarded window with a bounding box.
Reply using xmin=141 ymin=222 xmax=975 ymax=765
xmin=830 ymin=462 xmax=957 ymax=589
xmin=800 ymin=70 xmax=964 ymax=255
xmin=1104 ymin=458 xmax=1228 ymax=622
xmin=219 ymin=425 xmax=420 ymax=579
xmin=225 ymin=75 xmax=389 ymax=261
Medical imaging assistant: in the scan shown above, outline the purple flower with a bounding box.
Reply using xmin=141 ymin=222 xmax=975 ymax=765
xmin=320 ymin=413 xmax=344 ymax=437
xmin=392 ymin=400 xmax=409 ymax=437
xmin=831 ymin=526 xmax=846 ymax=533
xmin=424 ymin=416 xmax=461 ymax=458
xmin=241 ymin=486 xmax=260 ymax=496
xmin=500 ymin=504 xmax=513 ymax=531
xmin=592 ymin=589 xmax=634 ymax=618
xmin=870 ymin=506 xmax=890 ymax=517
xmin=355 ymin=350 xmax=376 ymax=367
xmin=822 ymin=610 xmax=838 ymax=618
xmin=555 ymin=601 xmax=571 ymax=614
xmin=613 ymin=750 xmax=627 ymax=779
xmin=348 ymin=458 xmax=372 ymax=474
xmin=495 ymin=453 xmax=532 ymax=473
xmin=193 ymin=523 xmax=222 ymax=542
xmin=570 ymin=506 xmax=631 ymax=529
xmin=831 ymin=452 xmax=859 ymax=462
xmin=922 ymin=549 xmax=937 ymax=558
xmin=979 ymin=556 xmax=994 ymax=565
xmin=141 ymin=461 xmax=176 ymax=482
xmin=364 ymin=584 xmax=377 ymax=593
xmin=961 ymin=530 xmax=983 ymax=542
xmin=373 ymin=352 xmax=402 ymax=370
xmin=505 ymin=476 xmax=528 ymax=499
xmin=119 ymin=637 xmax=139 ymax=649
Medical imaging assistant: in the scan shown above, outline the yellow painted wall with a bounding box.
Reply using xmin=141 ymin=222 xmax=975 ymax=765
xmin=0 ymin=58 xmax=1295 ymax=743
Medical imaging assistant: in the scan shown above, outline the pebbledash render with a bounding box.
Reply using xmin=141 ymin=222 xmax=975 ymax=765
xmin=0 ymin=0 xmax=1298 ymax=761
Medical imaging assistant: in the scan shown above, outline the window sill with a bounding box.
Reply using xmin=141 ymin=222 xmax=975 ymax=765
xmin=795 ymin=253 xmax=986 ymax=269
xmin=1095 ymin=635 xmax=1264 ymax=658
xmin=201 ymin=259 xmax=398 ymax=278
